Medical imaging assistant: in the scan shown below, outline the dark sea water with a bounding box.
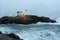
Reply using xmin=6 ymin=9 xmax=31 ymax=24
xmin=0 ymin=22 xmax=60 ymax=40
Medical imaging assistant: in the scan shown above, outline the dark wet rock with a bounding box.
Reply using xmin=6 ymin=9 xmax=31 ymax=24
xmin=0 ymin=15 xmax=56 ymax=24
xmin=7 ymin=33 xmax=21 ymax=40
xmin=0 ymin=31 xmax=23 ymax=40
xmin=38 ymin=16 xmax=56 ymax=23
xmin=0 ymin=31 xmax=2 ymax=34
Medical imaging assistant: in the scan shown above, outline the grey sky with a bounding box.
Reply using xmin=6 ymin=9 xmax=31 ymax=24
xmin=0 ymin=0 xmax=60 ymax=19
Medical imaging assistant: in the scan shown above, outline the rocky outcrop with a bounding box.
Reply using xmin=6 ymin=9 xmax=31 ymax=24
xmin=6 ymin=33 xmax=20 ymax=40
xmin=0 ymin=32 xmax=23 ymax=40
xmin=38 ymin=16 xmax=56 ymax=23
xmin=0 ymin=15 xmax=56 ymax=24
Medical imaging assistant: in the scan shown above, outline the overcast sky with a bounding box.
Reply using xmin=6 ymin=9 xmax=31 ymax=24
xmin=0 ymin=0 xmax=60 ymax=19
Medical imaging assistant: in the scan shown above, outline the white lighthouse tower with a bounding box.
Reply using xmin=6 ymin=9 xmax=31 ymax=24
xmin=24 ymin=9 xmax=28 ymax=16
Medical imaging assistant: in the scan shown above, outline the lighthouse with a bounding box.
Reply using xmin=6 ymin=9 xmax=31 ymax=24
xmin=24 ymin=9 xmax=28 ymax=16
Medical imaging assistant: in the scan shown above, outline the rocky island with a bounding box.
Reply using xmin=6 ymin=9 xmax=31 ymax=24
xmin=0 ymin=10 xmax=56 ymax=24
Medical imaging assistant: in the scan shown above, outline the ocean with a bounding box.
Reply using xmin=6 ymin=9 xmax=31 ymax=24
xmin=0 ymin=19 xmax=60 ymax=40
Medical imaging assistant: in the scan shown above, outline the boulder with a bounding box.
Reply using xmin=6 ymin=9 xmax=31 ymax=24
xmin=7 ymin=33 xmax=21 ymax=40
xmin=0 ymin=31 xmax=23 ymax=40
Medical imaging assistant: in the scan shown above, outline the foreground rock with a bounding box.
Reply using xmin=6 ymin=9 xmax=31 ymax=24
xmin=0 ymin=32 xmax=23 ymax=40
xmin=0 ymin=15 xmax=56 ymax=24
